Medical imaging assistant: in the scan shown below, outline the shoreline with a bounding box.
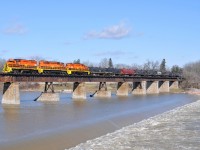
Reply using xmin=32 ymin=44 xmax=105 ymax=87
xmin=69 ymin=100 xmax=200 ymax=150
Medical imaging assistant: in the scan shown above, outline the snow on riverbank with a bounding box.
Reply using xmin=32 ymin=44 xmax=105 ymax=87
xmin=68 ymin=100 xmax=200 ymax=150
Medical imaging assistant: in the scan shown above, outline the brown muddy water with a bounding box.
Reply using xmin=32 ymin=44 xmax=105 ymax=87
xmin=0 ymin=92 xmax=199 ymax=150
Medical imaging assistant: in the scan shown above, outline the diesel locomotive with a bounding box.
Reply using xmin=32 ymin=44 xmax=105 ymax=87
xmin=3 ymin=59 xmax=90 ymax=75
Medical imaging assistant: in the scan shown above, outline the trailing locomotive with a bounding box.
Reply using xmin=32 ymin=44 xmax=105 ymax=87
xmin=66 ymin=63 xmax=90 ymax=75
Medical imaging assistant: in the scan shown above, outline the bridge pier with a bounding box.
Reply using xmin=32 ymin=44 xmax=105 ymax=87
xmin=37 ymin=82 xmax=59 ymax=101
xmin=94 ymin=82 xmax=111 ymax=98
xmin=159 ymin=81 xmax=170 ymax=93
xmin=2 ymin=82 xmax=20 ymax=105
xmin=132 ymin=81 xmax=147 ymax=95
xmin=169 ymin=81 xmax=179 ymax=90
xmin=72 ymin=82 xmax=86 ymax=100
xmin=117 ymin=82 xmax=129 ymax=96
xmin=146 ymin=81 xmax=159 ymax=94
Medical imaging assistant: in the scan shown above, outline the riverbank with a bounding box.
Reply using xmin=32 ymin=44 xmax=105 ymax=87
xmin=69 ymin=100 xmax=200 ymax=150
xmin=186 ymin=88 xmax=200 ymax=95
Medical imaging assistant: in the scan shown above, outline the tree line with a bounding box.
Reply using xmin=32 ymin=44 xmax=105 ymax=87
xmin=0 ymin=57 xmax=199 ymax=89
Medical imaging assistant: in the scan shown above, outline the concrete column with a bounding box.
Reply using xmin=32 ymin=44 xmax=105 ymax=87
xmin=72 ymin=82 xmax=86 ymax=99
xmin=94 ymin=82 xmax=111 ymax=98
xmin=146 ymin=81 xmax=159 ymax=94
xmin=2 ymin=82 xmax=20 ymax=105
xmin=37 ymin=92 xmax=59 ymax=101
xmin=36 ymin=82 xmax=59 ymax=101
xmin=159 ymin=81 xmax=170 ymax=93
xmin=132 ymin=81 xmax=147 ymax=95
xmin=117 ymin=82 xmax=129 ymax=96
xmin=170 ymin=81 xmax=179 ymax=90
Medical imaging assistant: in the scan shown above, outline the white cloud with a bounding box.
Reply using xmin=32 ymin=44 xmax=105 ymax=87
xmin=84 ymin=23 xmax=131 ymax=40
xmin=3 ymin=23 xmax=28 ymax=35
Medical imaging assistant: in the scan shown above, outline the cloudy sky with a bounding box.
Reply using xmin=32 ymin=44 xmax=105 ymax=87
xmin=0 ymin=0 xmax=200 ymax=67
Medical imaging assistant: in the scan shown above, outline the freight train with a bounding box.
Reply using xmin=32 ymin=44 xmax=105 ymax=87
xmin=2 ymin=58 xmax=181 ymax=78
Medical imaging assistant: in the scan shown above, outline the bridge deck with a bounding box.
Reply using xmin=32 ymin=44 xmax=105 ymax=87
xmin=0 ymin=73 xmax=181 ymax=83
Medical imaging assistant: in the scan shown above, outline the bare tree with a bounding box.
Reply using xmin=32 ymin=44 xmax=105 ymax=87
xmin=131 ymin=63 xmax=142 ymax=69
xmin=29 ymin=56 xmax=45 ymax=61
xmin=0 ymin=58 xmax=6 ymax=71
xmin=82 ymin=61 xmax=98 ymax=67
xmin=99 ymin=58 xmax=109 ymax=68
xmin=115 ymin=63 xmax=130 ymax=69
xmin=182 ymin=61 xmax=200 ymax=88
xmin=143 ymin=60 xmax=159 ymax=70
xmin=73 ymin=59 xmax=80 ymax=64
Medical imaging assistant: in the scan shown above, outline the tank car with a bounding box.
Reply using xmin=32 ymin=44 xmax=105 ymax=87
xmin=65 ymin=63 xmax=90 ymax=75
xmin=3 ymin=59 xmax=38 ymax=73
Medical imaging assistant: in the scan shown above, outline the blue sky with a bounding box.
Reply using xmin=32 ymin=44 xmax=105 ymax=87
xmin=0 ymin=0 xmax=200 ymax=67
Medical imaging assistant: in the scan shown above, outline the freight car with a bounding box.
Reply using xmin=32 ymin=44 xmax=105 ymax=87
xmin=89 ymin=67 xmax=136 ymax=76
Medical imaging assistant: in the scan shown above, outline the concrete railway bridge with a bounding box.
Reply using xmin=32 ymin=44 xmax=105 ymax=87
xmin=0 ymin=73 xmax=181 ymax=105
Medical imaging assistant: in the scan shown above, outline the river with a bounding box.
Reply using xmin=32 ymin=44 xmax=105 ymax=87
xmin=0 ymin=92 xmax=199 ymax=150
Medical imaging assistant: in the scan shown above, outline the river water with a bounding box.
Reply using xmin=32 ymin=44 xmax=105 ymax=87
xmin=0 ymin=92 xmax=199 ymax=150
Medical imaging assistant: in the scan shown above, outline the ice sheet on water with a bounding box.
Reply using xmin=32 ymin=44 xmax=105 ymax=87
xmin=68 ymin=100 xmax=200 ymax=150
